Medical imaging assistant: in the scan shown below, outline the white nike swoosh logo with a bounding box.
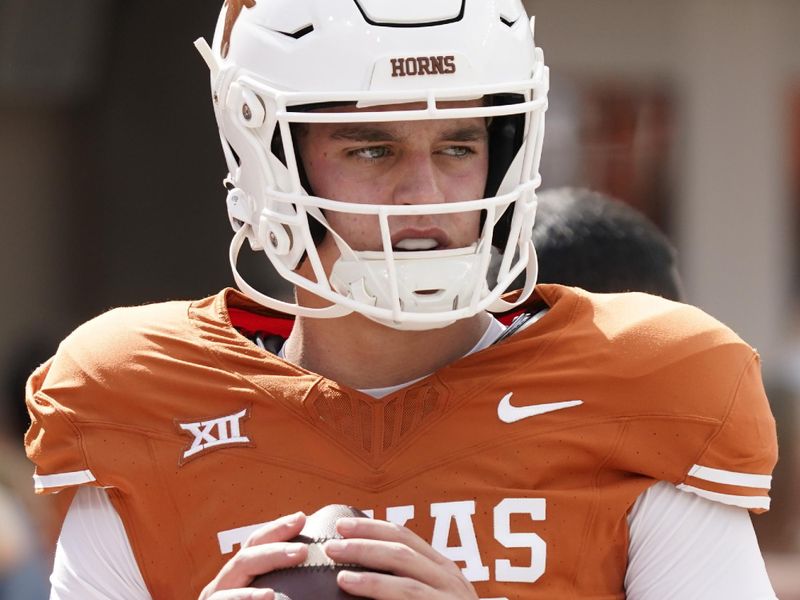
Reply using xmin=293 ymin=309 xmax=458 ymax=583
xmin=497 ymin=393 xmax=583 ymax=423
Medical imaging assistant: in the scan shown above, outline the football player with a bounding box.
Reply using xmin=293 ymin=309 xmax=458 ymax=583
xmin=26 ymin=1 xmax=778 ymax=599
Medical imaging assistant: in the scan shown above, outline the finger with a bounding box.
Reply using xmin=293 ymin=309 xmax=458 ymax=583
xmin=336 ymin=569 xmax=435 ymax=600
xmin=205 ymin=589 xmax=275 ymax=600
xmin=325 ymin=538 xmax=450 ymax=590
xmin=206 ymin=542 xmax=308 ymax=592
xmin=336 ymin=518 xmax=453 ymax=568
xmin=243 ymin=512 xmax=306 ymax=547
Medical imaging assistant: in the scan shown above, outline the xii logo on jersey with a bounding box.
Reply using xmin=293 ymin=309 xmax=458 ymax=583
xmin=176 ymin=407 xmax=252 ymax=464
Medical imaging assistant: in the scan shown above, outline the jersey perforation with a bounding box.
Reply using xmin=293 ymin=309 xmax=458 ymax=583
xmin=572 ymin=420 xmax=629 ymax=592
xmin=685 ymin=351 xmax=759 ymax=475
xmin=59 ymin=401 xmax=728 ymax=496
xmin=104 ymin=487 xmax=157 ymax=598
xmin=31 ymin=389 xmax=94 ymax=482
xmin=355 ymin=411 xmax=726 ymax=492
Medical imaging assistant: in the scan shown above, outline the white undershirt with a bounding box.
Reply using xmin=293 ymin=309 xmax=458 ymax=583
xmin=49 ymin=317 xmax=777 ymax=599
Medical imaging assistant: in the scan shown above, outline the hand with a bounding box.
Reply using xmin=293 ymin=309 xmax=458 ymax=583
xmin=325 ymin=517 xmax=479 ymax=600
xmin=198 ymin=512 xmax=309 ymax=600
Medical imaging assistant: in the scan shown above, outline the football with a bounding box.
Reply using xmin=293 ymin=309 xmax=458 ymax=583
xmin=251 ymin=504 xmax=374 ymax=599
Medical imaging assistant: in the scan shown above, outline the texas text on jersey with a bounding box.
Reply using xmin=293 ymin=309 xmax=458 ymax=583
xmin=25 ymin=284 xmax=777 ymax=599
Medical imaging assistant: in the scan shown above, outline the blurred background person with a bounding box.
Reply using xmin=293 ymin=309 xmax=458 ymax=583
xmin=529 ymin=186 xmax=684 ymax=300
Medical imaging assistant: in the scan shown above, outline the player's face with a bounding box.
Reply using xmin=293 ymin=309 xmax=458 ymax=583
xmin=296 ymin=100 xmax=489 ymax=254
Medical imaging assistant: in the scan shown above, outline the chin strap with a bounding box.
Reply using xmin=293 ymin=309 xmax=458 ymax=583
xmin=487 ymin=240 xmax=538 ymax=313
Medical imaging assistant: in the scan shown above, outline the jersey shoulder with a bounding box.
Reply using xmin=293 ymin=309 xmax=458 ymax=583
xmin=24 ymin=292 xmax=266 ymax=492
xmin=40 ymin=299 xmax=197 ymax=389
xmin=535 ymin=284 xmax=753 ymax=377
xmin=32 ymin=289 xmax=280 ymax=397
xmin=516 ymin=285 xmax=777 ymax=511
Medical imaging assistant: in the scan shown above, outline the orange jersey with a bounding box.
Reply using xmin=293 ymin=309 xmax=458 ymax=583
xmin=25 ymin=285 xmax=777 ymax=599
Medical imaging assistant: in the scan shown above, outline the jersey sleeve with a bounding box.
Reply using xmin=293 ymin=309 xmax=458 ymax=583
xmin=677 ymin=352 xmax=777 ymax=513
xmin=25 ymin=358 xmax=98 ymax=494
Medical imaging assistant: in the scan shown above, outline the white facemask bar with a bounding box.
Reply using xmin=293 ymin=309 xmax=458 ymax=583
xmin=230 ymin=180 xmax=539 ymax=326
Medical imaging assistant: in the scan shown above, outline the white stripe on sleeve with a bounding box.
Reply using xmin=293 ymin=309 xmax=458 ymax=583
xmin=688 ymin=464 xmax=772 ymax=489
xmin=676 ymin=483 xmax=771 ymax=510
xmin=33 ymin=469 xmax=96 ymax=491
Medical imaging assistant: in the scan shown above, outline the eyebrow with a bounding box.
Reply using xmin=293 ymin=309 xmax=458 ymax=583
xmin=330 ymin=126 xmax=399 ymax=143
xmin=328 ymin=122 xmax=488 ymax=143
xmin=443 ymin=124 xmax=489 ymax=143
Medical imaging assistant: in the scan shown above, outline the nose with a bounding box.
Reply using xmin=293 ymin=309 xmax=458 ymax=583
xmin=391 ymin=151 xmax=446 ymax=206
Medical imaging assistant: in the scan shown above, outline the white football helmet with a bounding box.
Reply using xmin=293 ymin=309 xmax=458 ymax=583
xmin=196 ymin=0 xmax=548 ymax=330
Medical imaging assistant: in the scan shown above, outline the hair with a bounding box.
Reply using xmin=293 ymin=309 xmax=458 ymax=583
xmin=530 ymin=187 xmax=684 ymax=301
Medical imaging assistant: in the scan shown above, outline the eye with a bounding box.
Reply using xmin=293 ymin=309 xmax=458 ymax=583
xmin=439 ymin=145 xmax=476 ymax=158
xmin=349 ymin=146 xmax=391 ymax=160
